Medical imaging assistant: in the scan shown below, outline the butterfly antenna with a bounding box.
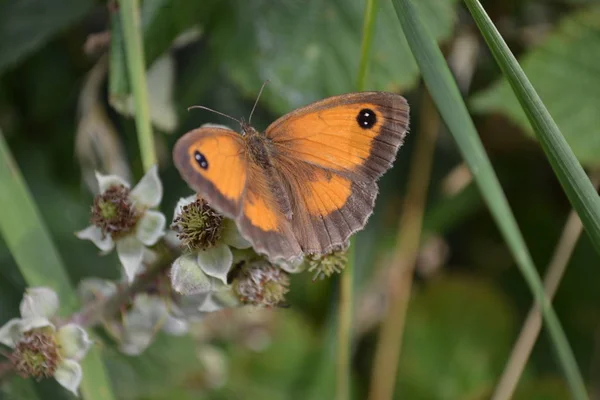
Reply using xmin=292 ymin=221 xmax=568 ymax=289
xmin=187 ymin=105 xmax=242 ymax=125
xmin=248 ymin=80 xmax=270 ymax=125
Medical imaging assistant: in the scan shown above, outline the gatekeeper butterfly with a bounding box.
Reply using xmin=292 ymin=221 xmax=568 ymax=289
xmin=173 ymin=90 xmax=409 ymax=264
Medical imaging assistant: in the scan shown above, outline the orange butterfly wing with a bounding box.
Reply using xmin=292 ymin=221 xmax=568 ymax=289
xmin=236 ymin=162 xmax=302 ymax=263
xmin=173 ymin=127 xmax=248 ymax=217
xmin=266 ymin=92 xmax=409 ymax=256
xmin=173 ymin=126 xmax=301 ymax=262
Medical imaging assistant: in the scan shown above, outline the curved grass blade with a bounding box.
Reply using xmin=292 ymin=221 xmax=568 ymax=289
xmin=463 ymin=0 xmax=600 ymax=257
xmin=0 ymin=132 xmax=116 ymax=400
xmin=391 ymin=0 xmax=588 ymax=398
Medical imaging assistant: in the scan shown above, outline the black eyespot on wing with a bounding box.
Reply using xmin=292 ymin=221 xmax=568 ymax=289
xmin=194 ymin=150 xmax=209 ymax=169
xmin=356 ymin=108 xmax=377 ymax=129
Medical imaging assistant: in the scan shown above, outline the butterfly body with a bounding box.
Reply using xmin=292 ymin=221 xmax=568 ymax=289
xmin=174 ymin=92 xmax=409 ymax=265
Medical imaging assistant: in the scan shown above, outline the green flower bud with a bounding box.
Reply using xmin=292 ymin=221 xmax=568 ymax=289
xmin=232 ymin=261 xmax=290 ymax=307
xmin=171 ymin=198 xmax=223 ymax=250
xmin=307 ymin=251 xmax=348 ymax=281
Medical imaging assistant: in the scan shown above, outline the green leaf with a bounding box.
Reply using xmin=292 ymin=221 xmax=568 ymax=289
xmin=391 ymin=0 xmax=587 ymax=398
xmin=471 ymin=5 xmax=600 ymax=167
xmin=0 ymin=133 xmax=77 ymax=312
xmin=397 ymin=278 xmax=515 ymax=399
xmin=0 ymin=0 xmax=94 ymax=73
xmin=212 ymin=0 xmax=459 ymax=114
xmin=0 ymin=132 xmax=116 ymax=400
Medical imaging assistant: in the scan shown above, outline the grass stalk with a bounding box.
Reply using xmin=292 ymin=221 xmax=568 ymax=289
xmin=367 ymin=89 xmax=439 ymax=400
xmin=463 ymin=0 xmax=600 ymax=255
xmin=335 ymin=1 xmax=381 ymax=398
xmin=119 ymin=0 xmax=156 ymax=171
xmin=392 ymin=0 xmax=587 ymax=398
xmin=492 ymin=175 xmax=600 ymax=400
xmin=0 ymin=132 xmax=116 ymax=400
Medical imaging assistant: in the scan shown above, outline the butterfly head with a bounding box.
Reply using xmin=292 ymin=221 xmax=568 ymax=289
xmin=239 ymin=118 xmax=260 ymax=138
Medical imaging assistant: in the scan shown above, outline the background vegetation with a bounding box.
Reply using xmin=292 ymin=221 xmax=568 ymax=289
xmin=0 ymin=0 xmax=599 ymax=399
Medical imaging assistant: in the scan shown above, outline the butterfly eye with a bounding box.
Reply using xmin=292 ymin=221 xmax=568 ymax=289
xmin=194 ymin=150 xmax=209 ymax=169
xmin=356 ymin=108 xmax=377 ymax=129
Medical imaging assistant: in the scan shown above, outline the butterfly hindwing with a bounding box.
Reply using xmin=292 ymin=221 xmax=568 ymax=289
xmin=266 ymin=92 xmax=409 ymax=256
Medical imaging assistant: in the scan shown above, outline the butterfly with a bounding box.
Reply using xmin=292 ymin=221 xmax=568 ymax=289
xmin=173 ymin=91 xmax=409 ymax=265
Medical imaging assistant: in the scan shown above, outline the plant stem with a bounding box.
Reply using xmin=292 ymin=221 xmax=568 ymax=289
xmin=119 ymin=0 xmax=156 ymax=171
xmin=335 ymin=1 xmax=381 ymax=398
xmin=492 ymin=175 xmax=599 ymax=400
xmin=463 ymin=0 xmax=600 ymax=256
xmin=357 ymin=0 xmax=379 ymax=91
xmin=70 ymin=247 xmax=175 ymax=328
xmin=336 ymin=259 xmax=353 ymax=400
xmin=392 ymin=0 xmax=587 ymax=398
xmin=368 ymin=89 xmax=439 ymax=400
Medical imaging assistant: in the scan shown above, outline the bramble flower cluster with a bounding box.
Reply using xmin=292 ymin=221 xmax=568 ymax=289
xmin=77 ymin=166 xmax=166 ymax=282
xmin=0 ymin=288 xmax=92 ymax=395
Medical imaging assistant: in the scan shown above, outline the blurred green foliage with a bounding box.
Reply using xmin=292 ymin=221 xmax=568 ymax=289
xmin=0 ymin=0 xmax=599 ymax=399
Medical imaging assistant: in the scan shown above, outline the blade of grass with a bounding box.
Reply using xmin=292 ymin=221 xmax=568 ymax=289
xmin=391 ymin=0 xmax=588 ymax=398
xmin=357 ymin=0 xmax=379 ymax=91
xmin=368 ymin=88 xmax=440 ymax=400
xmin=335 ymin=1 xmax=381 ymax=398
xmin=464 ymin=0 xmax=600 ymax=256
xmin=119 ymin=0 xmax=156 ymax=172
xmin=492 ymin=174 xmax=599 ymax=400
xmin=0 ymin=132 xmax=116 ymax=400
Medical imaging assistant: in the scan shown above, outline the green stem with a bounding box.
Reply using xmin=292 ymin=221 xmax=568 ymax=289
xmin=392 ymin=0 xmax=587 ymax=398
xmin=335 ymin=1 xmax=381 ymax=398
xmin=463 ymin=0 xmax=600 ymax=256
xmin=119 ymin=0 xmax=156 ymax=171
xmin=336 ymin=258 xmax=353 ymax=400
xmin=357 ymin=0 xmax=379 ymax=91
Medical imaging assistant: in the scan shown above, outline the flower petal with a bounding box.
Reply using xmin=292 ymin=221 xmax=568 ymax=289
xmin=196 ymin=243 xmax=233 ymax=285
xmin=119 ymin=335 xmax=153 ymax=356
xmin=57 ymin=324 xmax=93 ymax=360
xmin=198 ymin=294 xmax=225 ymax=313
xmin=275 ymin=255 xmax=306 ymax=273
xmin=96 ymin=171 xmax=129 ymax=193
xmin=75 ymin=225 xmax=115 ymax=252
xmin=172 ymin=194 xmax=197 ymax=222
xmin=120 ymin=295 xmax=168 ymax=355
xmin=170 ymin=254 xmax=213 ymax=295
xmin=130 ymin=165 xmax=163 ymax=208
xmin=78 ymin=278 xmax=117 ymax=305
xmin=221 ymin=219 xmax=251 ymax=249
xmin=20 ymin=287 xmax=59 ymax=320
xmin=20 ymin=317 xmax=54 ymax=332
xmin=161 ymin=314 xmax=189 ymax=336
xmin=0 ymin=319 xmax=23 ymax=347
xmin=81 ymin=278 xmax=117 ymax=301
xmin=54 ymin=359 xmax=82 ymax=396
xmin=116 ymin=235 xmax=144 ymax=282
xmin=135 ymin=210 xmax=166 ymax=246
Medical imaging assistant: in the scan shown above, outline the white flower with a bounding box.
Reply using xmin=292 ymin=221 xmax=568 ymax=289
xmin=117 ymin=294 xmax=189 ymax=355
xmin=169 ymin=195 xmax=251 ymax=296
xmin=0 ymin=288 xmax=92 ymax=396
xmin=76 ymin=165 xmax=166 ymax=282
xmin=77 ymin=279 xmax=189 ymax=356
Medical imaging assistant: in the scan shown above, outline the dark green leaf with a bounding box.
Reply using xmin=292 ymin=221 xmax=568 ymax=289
xmin=0 ymin=0 xmax=93 ymax=73
xmin=212 ymin=0 xmax=459 ymax=114
xmin=472 ymin=5 xmax=600 ymax=167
